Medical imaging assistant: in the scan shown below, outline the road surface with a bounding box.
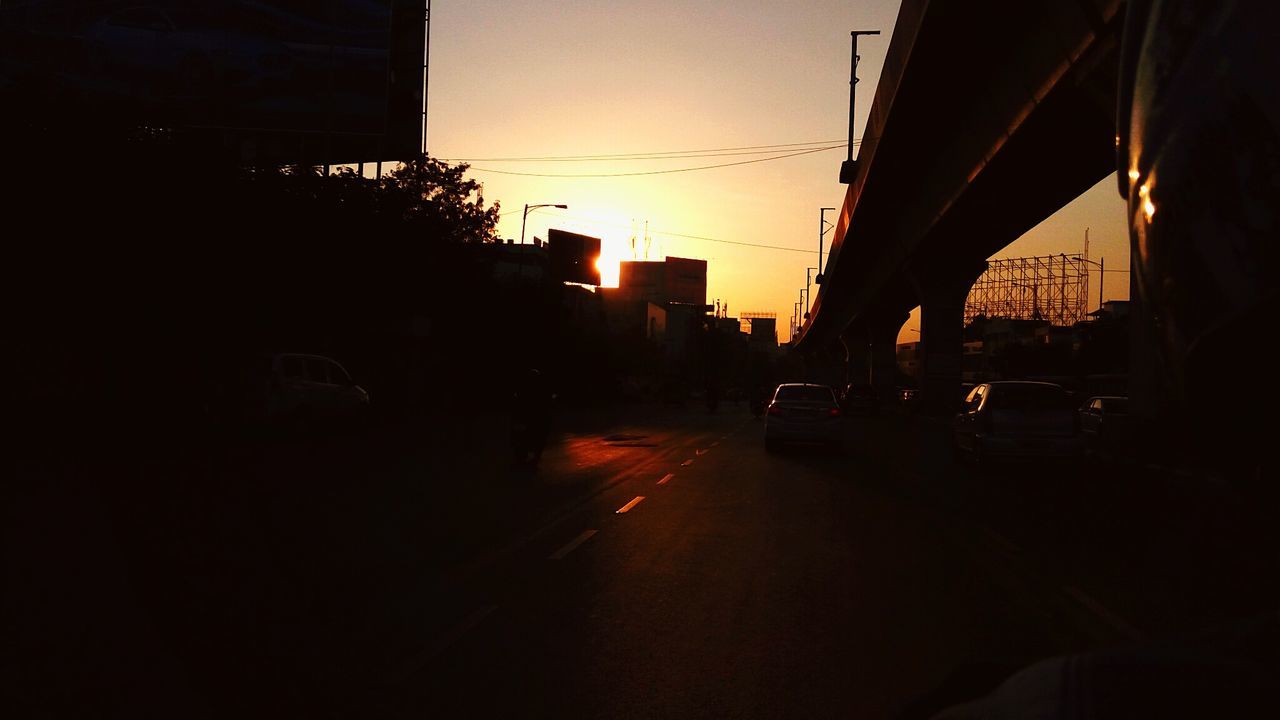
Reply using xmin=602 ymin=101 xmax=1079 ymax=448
xmin=11 ymin=404 xmax=1274 ymax=718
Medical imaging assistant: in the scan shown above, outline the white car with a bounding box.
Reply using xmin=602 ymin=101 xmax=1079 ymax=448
xmin=953 ymin=381 xmax=1082 ymax=464
xmin=265 ymin=353 xmax=369 ymax=425
xmin=764 ymin=383 xmax=843 ymax=452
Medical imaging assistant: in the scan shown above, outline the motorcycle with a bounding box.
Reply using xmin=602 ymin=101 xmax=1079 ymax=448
xmin=510 ymin=416 xmax=547 ymax=466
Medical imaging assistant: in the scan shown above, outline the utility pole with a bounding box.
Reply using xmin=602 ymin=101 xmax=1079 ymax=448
xmin=421 ymin=0 xmax=432 ymax=155
xmin=818 ymin=207 xmax=835 ymax=281
xmin=840 ymin=30 xmax=881 ymax=184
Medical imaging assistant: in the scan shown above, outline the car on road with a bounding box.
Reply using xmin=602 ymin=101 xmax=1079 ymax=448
xmin=952 ymin=381 xmax=1082 ymax=464
xmin=898 ymin=385 xmax=920 ymax=407
xmin=207 ymin=352 xmax=369 ymax=434
xmin=839 ymin=383 xmax=880 ymax=415
xmin=1078 ymin=395 xmax=1131 ymax=460
xmin=764 ymin=383 xmax=843 ymax=451
xmin=265 ymin=353 xmax=369 ymax=426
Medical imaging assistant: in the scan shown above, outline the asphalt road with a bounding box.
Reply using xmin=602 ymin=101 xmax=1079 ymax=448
xmin=374 ymin=408 xmax=1110 ymax=719
xmin=11 ymin=403 xmax=1273 ymax=718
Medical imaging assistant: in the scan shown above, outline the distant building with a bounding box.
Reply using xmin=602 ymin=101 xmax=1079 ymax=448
xmin=897 ymin=341 xmax=921 ymax=379
xmin=489 ymin=240 xmax=548 ymax=282
xmin=742 ymin=315 xmax=777 ymax=347
xmin=1086 ymin=300 xmax=1131 ymax=322
xmin=715 ymin=317 xmax=740 ymax=334
xmin=613 ymin=257 xmax=707 ymax=306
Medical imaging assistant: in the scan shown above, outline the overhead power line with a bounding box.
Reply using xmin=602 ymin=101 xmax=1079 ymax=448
xmin=534 ymin=210 xmax=814 ymax=254
xmin=441 ymin=139 xmax=854 ymax=163
xmin=469 ymin=145 xmax=844 ymax=178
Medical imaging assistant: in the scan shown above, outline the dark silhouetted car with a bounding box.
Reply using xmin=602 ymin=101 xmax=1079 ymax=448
xmin=265 ymin=353 xmax=369 ymax=426
xmin=839 ymin=383 xmax=879 ymax=415
xmin=1078 ymin=395 xmax=1131 ymax=460
xmin=765 ymin=383 xmax=842 ymax=451
xmin=952 ymin=381 xmax=1082 ymax=465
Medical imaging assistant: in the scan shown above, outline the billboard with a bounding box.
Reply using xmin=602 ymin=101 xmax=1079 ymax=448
xmin=0 ymin=1 xmax=425 ymax=164
xmin=547 ymin=229 xmax=602 ymax=287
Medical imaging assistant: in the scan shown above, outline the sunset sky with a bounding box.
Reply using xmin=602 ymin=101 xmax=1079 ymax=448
xmin=427 ymin=1 xmax=1130 ymax=343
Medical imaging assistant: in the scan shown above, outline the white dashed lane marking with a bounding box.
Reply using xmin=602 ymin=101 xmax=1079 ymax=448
xmin=616 ymin=496 xmax=646 ymax=514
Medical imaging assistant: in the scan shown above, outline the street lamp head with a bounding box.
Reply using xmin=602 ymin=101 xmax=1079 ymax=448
xmin=520 ymin=203 xmax=569 ymax=244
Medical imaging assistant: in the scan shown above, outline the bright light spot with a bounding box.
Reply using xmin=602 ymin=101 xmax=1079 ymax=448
xmin=1138 ymin=181 xmax=1156 ymax=222
xmin=1128 ymin=168 xmax=1140 ymax=182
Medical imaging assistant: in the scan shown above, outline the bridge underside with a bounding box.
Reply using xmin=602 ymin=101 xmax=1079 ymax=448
xmin=799 ymin=0 xmax=1124 ymax=409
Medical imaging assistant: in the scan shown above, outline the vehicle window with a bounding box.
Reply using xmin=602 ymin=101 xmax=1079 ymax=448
xmin=964 ymin=386 xmax=983 ymax=410
xmin=328 ymin=361 xmax=352 ymax=386
xmin=305 ymin=358 xmax=332 ymax=384
xmin=1089 ymin=399 xmax=1102 ymax=412
xmin=986 ymin=384 xmax=1069 ymax=411
xmin=775 ymin=386 xmax=835 ymax=403
xmin=280 ymin=355 xmax=305 ymax=380
xmin=1104 ymin=398 xmax=1129 ymax=414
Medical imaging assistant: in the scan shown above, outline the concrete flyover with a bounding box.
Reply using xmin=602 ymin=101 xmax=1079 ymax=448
xmin=797 ymin=0 xmax=1126 ymax=411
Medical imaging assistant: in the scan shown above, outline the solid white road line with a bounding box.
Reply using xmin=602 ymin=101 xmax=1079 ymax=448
xmin=657 ymin=473 xmax=674 ymax=485
xmin=548 ymin=529 xmax=598 ymax=560
xmin=616 ymin=496 xmax=645 ymax=514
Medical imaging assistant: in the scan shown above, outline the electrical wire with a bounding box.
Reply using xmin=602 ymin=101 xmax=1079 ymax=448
xmin=468 ymin=145 xmax=844 ymax=178
xmin=534 ymin=210 xmax=815 ymax=254
xmin=441 ymin=139 xmax=854 ymax=163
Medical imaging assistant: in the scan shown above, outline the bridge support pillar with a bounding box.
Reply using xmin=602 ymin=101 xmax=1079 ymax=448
xmin=912 ymin=262 xmax=986 ymax=414
xmin=868 ymin=309 xmax=908 ymax=406
xmin=838 ymin=308 xmax=907 ymax=403
xmin=840 ymin=325 xmax=871 ymax=387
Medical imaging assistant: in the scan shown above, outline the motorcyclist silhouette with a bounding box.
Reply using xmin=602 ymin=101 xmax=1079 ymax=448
xmin=511 ymin=368 xmax=553 ymax=465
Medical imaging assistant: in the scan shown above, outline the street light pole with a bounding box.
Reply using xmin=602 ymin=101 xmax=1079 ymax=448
xmin=841 ymin=30 xmax=881 ymax=184
xmin=818 ymin=207 xmax=836 ymax=281
xmin=805 ymin=267 xmax=818 ymax=314
xmin=521 ymin=203 xmax=568 ymax=245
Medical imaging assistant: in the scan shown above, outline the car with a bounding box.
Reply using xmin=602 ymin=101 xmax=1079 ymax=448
xmin=265 ymin=353 xmax=369 ymax=426
xmin=205 ymin=352 xmax=369 ymax=435
xmin=764 ymin=383 xmax=843 ymax=452
xmin=839 ymin=383 xmax=879 ymax=415
xmin=1078 ymin=395 xmax=1131 ymax=460
xmin=952 ymin=381 xmax=1083 ymax=464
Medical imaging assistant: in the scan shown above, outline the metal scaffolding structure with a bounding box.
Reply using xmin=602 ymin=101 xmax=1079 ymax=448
xmin=965 ymin=254 xmax=1090 ymax=326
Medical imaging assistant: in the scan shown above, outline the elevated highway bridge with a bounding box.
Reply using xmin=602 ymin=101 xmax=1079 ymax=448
xmin=797 ymin=0 xmax=1125 ymax=409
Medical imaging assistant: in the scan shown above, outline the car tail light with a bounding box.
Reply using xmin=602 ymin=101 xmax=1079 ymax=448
xmin=767 ymin=405 xmax=784 ymax=417
xmin=828 ymin=407 xmax=842 ymax=417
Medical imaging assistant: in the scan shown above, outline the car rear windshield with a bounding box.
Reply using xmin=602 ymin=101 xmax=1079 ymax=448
xmin=776 ymin=386 xmax=834 ymax=403
xmin=986 ymin=384 xmax=1069 ymax=410
xmin=1103 ymin=398 xmax=1130 ymax=413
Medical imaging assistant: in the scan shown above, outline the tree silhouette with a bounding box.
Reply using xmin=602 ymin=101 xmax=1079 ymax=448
xmin=268 ymin=155 xmax=500 ymax=244
xmin=382 ymin=156 xmax=501 ymax=244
